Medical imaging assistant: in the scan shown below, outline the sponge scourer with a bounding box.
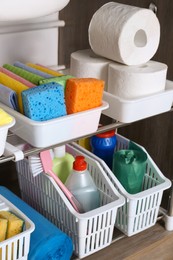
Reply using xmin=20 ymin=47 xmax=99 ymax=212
xmin=22 ymin=82 xmax=67 ymax=121
xmin=0 ymin=211 xmax=24 ymax=239
xmin=0 ymin=218 xmax=7 ymax=241
xmin=65 ymin=78 xmax=104 ymax=114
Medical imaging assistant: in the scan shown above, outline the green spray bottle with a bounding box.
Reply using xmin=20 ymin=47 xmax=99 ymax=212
xmin=52 ymin=145 xmax=75 ymax=184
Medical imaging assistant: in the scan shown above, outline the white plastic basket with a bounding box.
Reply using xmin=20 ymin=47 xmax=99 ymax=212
xmin=0 ymin=101 xmax=108 ymax=148
xmin=0 ymin=195 xmax=35 ymax=260
xmin=16 ymin=144 xmax=125 ymax=259
xmin=0 ymin=114 xmax=15 ymax=156
xmin=71 ymin=134 xmax=172 ymax=237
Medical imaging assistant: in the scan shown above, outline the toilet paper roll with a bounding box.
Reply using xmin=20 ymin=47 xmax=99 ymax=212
xmin=88 ymin=2 xmax=160 ymax=66
xmin=107 ymin=61 xmax=167 ymax=99
xmin=70 ymin=49 xmax=110 ymax=90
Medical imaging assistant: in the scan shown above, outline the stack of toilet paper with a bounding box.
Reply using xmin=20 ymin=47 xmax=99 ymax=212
xmin=70 ymin=2 xmax=167 ymax=99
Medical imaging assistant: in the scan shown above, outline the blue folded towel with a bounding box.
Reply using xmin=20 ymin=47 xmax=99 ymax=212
xmin=0 ymin=83 xmax=19 ymax=110
xmin=0 ymin=186 xmax=73 ymax=260
xmin=14 ymin=61 xmax=53 ymax=79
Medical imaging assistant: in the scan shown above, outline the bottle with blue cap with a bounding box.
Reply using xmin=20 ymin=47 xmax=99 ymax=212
xmin=90 ymin=130 xmax=117 ymax=169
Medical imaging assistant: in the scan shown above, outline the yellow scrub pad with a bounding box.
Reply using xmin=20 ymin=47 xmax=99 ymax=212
xmin=0 ymin=72 xmax=28 ymax=113
xmin=26 ymin=63 xmax=63 ymax=77
xmin=0 ymin=218 xmax=7 ymax=242
xmin=0 ymin=108 xmax=13 ymax=126
xmin=0 ymin=211 xmax=24 ymax=239
xmin=65 ymin=78 xmax=104 ymax=114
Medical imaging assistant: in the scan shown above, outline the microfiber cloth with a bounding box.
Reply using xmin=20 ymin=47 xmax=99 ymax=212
xmin=14 ymin=61 xmax=53 ymax=79
xmin=0 ymin=186 xmax=73 ymax=260
xmin=0 ymin=72 xmax=28 ymax=113
xmin=0 ymin=83 xmax=19 ymax=111
xmin=27 ymin=63 xmax=63 ymax=77
xmin=3 ymin=64 xmax=44 ymax=85
xmin=0 ymin=67 xmax=35 ymax=88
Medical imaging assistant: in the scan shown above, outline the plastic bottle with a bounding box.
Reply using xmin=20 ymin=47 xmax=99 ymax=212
xmin=77 ymin=137 xmax=91 ymax=151
xmin=52 ymin=145 xmax=75 ymax=184
xmin=90 ymin=130 xmax=117 ymax=169
xmin=65 ymin=156 xmax=100 ymax=212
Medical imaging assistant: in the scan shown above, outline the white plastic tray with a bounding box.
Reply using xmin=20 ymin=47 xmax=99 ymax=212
xmin=0 ymin=195 xmax=35 ymax=260
xmin=0 ymin=101 xmax=108 ymax=147
xmin=102 ymin=80 xmax=173 ymax=123
xmin=0 ymin=115 xmax=15 ymax=156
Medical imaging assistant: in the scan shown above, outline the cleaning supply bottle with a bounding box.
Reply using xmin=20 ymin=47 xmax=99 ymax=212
xmin=52 ymin=145 xmax=75 ymax=184
xmin=90 ymin=130 xmax=117 ymax=169
xmin=65 ymin=156 xmax=100 ymax=212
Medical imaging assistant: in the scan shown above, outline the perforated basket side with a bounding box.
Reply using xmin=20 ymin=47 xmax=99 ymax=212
xmin=0 ymin=195 xmax=35 ymax=260
xmin=70 ymin=134 xmax=171 ymax=236
xmin=16 ymin=144 xmax=125 ymax=258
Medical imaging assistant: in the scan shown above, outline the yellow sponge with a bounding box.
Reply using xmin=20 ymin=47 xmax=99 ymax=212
xmin=65 ymin=78 xmax=104 ymax=114
xmin=26 ymin=63 xmax=63 ymax=77
xmin=0 ymin=218 xmax=7 ymax=242
xmin=0 ymin=72 xmax=28 ymax=113
xmin=0 ymin=211 xmax=24 ymax=239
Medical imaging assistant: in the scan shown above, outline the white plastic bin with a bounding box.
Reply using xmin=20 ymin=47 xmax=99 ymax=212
xmin=16 ymin=144 xmax=125 ymax=259
xmin=0 ymin=195 xmax=35 ymax=260
xmin=0 ymin=113 xmax=15 ymax=156
xmin=71 ymin=134 xmax=172 ymax=236
xmin=0 ymin=101 xmax=108 ymax=148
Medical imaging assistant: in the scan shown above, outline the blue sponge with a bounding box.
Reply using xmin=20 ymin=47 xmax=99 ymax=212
xmin=22 ymin=82 xmax=67 ymax=121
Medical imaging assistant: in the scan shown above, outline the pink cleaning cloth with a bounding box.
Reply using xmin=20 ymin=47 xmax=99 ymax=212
xmin=0 ymin=67 xmax=35 ymax=88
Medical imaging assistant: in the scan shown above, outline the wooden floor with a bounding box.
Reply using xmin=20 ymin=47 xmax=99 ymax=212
xmin=84 ymin=220 xmax=173 ymax=260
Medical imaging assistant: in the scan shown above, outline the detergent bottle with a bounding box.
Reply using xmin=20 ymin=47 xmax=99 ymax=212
xmin=90 ymin=130 xmax=117 ymax=169
xmin=52 ymin=145 xmax=74 ymax=183
xmin=65 ymin=155 xmax=100 ymax=212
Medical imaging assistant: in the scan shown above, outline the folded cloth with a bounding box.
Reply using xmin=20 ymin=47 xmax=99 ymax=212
xmin=0 ymin=67 xmax=35 ymax=88
xmin=0 ymin=83 xmax=19 ymax=110
xmin=0 ymin=186 xmax=73 ymax=260
xmin=14 ymin=61 xmax=53 ymax=79
xmin=0 ymin=72 xmax=28 ymax=113
xmin=27 ymin=63 xmax=63 ymax=77
xmin=3 ymin=64 xmax=44 ymax=85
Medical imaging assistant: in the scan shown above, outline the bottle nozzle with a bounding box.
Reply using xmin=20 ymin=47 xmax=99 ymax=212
xmin=73 ymin=155 xmax=87 ymax=171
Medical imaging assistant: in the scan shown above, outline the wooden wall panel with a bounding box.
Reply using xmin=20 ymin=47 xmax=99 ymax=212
xmin=59 ymin=0 xmax=173 ymax=208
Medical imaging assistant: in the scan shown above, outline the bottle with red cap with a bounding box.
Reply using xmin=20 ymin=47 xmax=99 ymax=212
xmin=90 ymin=130 xmax=117 ymax=169
xmin=65 ymin=155 xmax=100 ymax=212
